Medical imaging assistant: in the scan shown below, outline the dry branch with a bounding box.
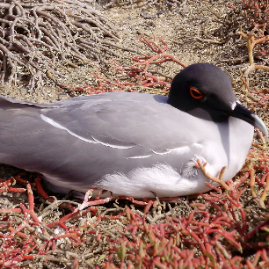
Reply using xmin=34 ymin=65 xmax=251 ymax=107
xmin=0 ymin=0 xmax=127 ymax=91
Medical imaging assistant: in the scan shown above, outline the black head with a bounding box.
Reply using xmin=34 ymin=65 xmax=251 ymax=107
xmin=168 ymin=63 xmax=237 ymax=120
xmin=168 ymin=63 xmax=268 ymax=136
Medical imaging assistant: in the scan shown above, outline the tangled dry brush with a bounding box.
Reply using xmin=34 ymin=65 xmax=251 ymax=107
xmin=0 ymin=0 xmax=128 ymax=92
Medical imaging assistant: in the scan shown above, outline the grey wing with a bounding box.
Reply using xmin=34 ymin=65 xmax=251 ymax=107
xmin=41 ymin=92 xmax=195 ymax=153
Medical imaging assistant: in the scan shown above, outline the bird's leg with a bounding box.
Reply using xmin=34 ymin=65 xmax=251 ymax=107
xmin=195 ymin=159 xmax=229 ymax=191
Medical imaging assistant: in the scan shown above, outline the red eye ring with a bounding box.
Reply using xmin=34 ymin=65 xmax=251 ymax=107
xmin=190 ymin=87 xmax=204 ymax=99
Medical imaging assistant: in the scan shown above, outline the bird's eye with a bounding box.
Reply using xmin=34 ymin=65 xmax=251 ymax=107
xmin=190 ymin=87 xmax=204 ymax=99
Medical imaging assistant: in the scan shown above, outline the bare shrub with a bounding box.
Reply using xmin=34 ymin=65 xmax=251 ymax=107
xmin=0 ymin=0 xmax=125 ymax=91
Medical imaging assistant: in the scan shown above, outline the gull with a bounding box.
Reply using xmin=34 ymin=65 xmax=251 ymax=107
xmin=0 ymin=63 xmax=267 ymax=198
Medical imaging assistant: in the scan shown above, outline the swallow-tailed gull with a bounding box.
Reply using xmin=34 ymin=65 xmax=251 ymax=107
xmin=0 ymin=63 xmax=267 ymax=198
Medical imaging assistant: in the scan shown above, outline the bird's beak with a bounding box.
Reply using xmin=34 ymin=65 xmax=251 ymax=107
xmin=252 ymin=114 xmax=268 ymax=137
xmin=231 ymin=102 xmax=268 ymax=137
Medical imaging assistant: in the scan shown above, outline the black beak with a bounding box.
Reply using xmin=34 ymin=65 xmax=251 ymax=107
xmin=231 ymin=102 xmax=268 ymax=137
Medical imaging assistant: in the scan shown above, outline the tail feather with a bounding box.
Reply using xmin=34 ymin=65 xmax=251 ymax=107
xmin=0 ymin=94 xmax=59 ymax=109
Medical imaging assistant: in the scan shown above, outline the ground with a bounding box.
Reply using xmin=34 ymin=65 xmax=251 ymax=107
xmin=0 ymin=0 xmax=269 ymax=268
